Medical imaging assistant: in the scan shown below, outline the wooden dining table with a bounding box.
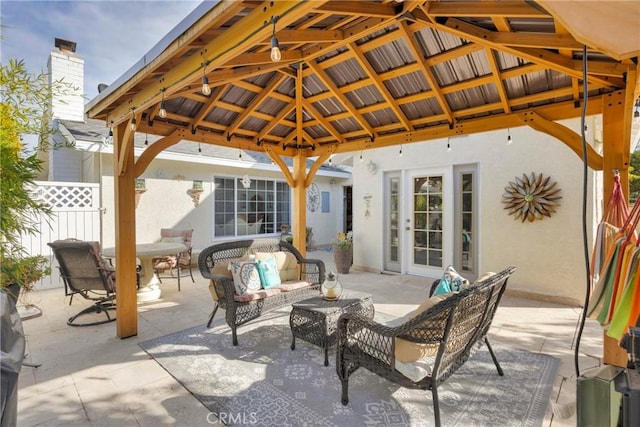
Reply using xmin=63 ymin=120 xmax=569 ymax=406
xmin=103 ymin=242 xmax=186 ymax=302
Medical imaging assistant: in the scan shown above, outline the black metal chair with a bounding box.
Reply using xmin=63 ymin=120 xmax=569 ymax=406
xmin=48 ymin=239 xmax=117 ymax=326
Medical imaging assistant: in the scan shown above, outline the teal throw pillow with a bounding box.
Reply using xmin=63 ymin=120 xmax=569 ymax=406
xmin=432 ymin=265 xmax=469 ymax=296
xmin=257 ymin=257 xmax=281 ymax=289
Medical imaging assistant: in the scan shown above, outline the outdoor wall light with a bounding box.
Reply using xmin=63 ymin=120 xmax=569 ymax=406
xmin=270 ymin=16 xmax=281 ymax=62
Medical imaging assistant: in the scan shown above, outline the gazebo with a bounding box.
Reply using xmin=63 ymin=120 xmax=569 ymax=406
xmin=85 ymin=0 xmax=639 ymax=365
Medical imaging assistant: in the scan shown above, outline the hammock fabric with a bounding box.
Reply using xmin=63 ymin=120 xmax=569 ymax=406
xmin=587 ymin=179 xmax=640 ymax=340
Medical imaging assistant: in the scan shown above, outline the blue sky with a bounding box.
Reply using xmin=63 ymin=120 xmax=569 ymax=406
xmin=2 ymin=1 xmax=201 ymax=101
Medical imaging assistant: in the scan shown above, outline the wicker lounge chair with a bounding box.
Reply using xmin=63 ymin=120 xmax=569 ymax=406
xmin=336 ymin=266 xmax=516 ymax=427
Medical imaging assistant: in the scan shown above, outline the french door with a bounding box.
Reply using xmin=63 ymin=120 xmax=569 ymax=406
xmin=383 ymin=166 xmax=476 ymax=279
xmin=407 ymin=168 xmax=454 ymax=277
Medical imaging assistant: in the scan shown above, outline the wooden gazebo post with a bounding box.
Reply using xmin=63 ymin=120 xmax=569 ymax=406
xmin=113 ymin=120 xmax=139 ymax=338
xmin=601 ymin=88 xmax=635 ymax=366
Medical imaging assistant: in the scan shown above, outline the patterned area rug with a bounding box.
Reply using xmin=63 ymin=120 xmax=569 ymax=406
xmin=140 ymin=309 xmax=558 ymax=426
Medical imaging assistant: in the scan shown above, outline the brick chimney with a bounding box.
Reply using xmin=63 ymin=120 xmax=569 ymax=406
xmin=48 ymin=38 xmax=84 ymax=122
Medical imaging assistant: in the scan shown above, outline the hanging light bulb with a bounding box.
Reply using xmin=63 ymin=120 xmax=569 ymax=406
xmin=328 ymin=156 xmax=333 ymax=166
xmin=144 ymin=133 xmax=149 ymax=146
xmin=129 ymin=116 xmax=137 ymax=132
xmin=201 ymin=68 xmax=211 ymax=96
xmin=270 ymin=17 xmax=281 ymax=62
xmin=238 ymin=150 xmax=243 ymax=159
xmin=159 ymin=90 xmax=167 ymax=119
xmin=359 ymin=151 xmax=364 ymax=163
xmin=446 ymin=138 xmax=452 ymax=152
xmin=507 ymin=128 xmax=513 ymax=145
xmin=198 ymin=143 xmax=202 ymax=153
xmin=634 ymin=100 xmax=640 ymax=119
xmin=399 ymin=145 xmax=403 ymax=157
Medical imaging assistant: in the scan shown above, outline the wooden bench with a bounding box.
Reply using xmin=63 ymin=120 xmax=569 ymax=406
xmin=336 ymin=266 xmax=516 ymax=427
xmin=198 ymin=238 xmax=325 ymax=346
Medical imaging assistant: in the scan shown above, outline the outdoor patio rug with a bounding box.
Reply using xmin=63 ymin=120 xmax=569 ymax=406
xmin=140 ymin=309 xmax=559 ymax=426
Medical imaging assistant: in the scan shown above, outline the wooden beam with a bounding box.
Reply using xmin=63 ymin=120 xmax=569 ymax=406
xmin=133 ymin=130 xmax=185 ymax=178
xmin=485 ymin=48 xmax=511 ymax=114
xmin=519 ymin=111 xmax=603 ymax=170
xmin=264 ymin=145 xmax=295 ymax=187
xmin=398 ymin=21 xmax=455 ymax=124
xmin=348 ymin=42 xmax=412 ymax=131
xmin=425 ymin=1 xmax=549 ymax=18
xmin=292 ymin=153 xmax=307 ymax=256
xmin=601 ymin=89 xmax=633 ymax=367
xmin=329 ymin=95 xmax=604 ymax=153
xmin=86 ymin=0 xmax=246 ymax=120
xmin=432 ymin=17 xmax=625 ymax=89
xmin=112 ymin=122 xmax=138 ymax=338
xmin=307 ymin=60 xmax=374 ymax=137
xmin=313 ymin=1 xmax=397 ymax=18
xmin=93 ymin=0 xmax=325 ymax=125
xmin=228 ymin=74 xmax=287 ymax=135
xmin=117 ymin=110 xmax=140 ymax=176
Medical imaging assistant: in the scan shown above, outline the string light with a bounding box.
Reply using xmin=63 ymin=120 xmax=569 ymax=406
xmin=198 ymin=143 xmax=202 ymax=153
xmin=328 ymin=156 xmax=333 ymax=166
xmin=129 ymin=115 xmax=137 ymax=132
xmin=238 ymin=149 xmax=242 ymax=159
xmin=158 ymin=89 xmax=167 ymax=119
xmin=359 ymin=151 xmax=363 ymax=163
xmin=634 ymin=100 xmax=640 ymax=119
xmin=202 ymin=66 xmax=211 ymax=96
xmin=446 ymin=138 xmax=452 ymax=152
xmin=270 ymin=16 xmax=281 ymax=62
xmin=144 ymin=133 xmax=149 ymax=146
xmin=399 ymin=145 xmax=403 ymax=157
xmin=507 ymin=128 xmax=512 ymax=145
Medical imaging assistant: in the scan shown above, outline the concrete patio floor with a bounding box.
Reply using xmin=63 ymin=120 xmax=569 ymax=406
xmin=16 ymin=250 xmax=606 ymax=426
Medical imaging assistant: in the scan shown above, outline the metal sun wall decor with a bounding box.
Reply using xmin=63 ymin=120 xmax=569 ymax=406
xmin=502 ymin=172 xmax=562 ymax=222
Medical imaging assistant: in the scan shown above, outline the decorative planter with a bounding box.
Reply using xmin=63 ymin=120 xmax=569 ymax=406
xmin=187 ymin=188 xmax=204 ymax=207
xmin=135 ymin=188 xmax=146 ymax=208
xmin=332 ymin=244 xmax=353 ymax=274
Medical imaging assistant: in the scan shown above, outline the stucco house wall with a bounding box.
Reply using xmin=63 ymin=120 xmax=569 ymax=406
xmin=350 ymin=119 xmax=601 ymax=305
xmin=97 ymin=154 xmax=349 ymax=252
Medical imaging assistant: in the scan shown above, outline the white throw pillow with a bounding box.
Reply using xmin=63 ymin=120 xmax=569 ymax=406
xmin=228 ymin=260 xmax=261 ymax=295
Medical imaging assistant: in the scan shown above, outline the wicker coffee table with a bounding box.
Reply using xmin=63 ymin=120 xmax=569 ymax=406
xmin=290 ymin=290 xmax=374 ymax=366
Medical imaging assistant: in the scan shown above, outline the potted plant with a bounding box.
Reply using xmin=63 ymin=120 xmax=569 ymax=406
xmin=332 ymin=231 xmax=353 ymax=274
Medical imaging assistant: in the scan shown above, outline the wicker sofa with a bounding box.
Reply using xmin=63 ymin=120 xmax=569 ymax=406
xmin=336 ymin=266 xmax=516 ymax=427
xmin=198 ymin=238 xmax=325 ymax=345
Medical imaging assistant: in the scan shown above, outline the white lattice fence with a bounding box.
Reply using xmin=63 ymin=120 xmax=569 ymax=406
xmin=22 ymin=181 xmax=102 ymax=289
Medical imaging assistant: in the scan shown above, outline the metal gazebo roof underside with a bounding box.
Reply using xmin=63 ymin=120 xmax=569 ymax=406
xmin=86 ymin=0 xmax=640 ymax=163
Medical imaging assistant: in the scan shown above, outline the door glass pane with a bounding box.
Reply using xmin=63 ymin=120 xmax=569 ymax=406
xmin=460 ymin=173 xmax=473 ymax=272
xmin=413 ymin=175 xmax=443 ymax=268
xmin=388 ymin=177 xmax=400 ymax=262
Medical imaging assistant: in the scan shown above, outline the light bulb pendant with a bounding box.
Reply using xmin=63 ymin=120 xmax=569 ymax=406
xmin=270 ymin=36 xmax=281 ymax=62
xmin=129 ymin=117 xmax=137 ymax=132
xmin=159 ymin=102 xmax=167 ymax=119
xmin=202 ymin=74 xmax=211 ymax=96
